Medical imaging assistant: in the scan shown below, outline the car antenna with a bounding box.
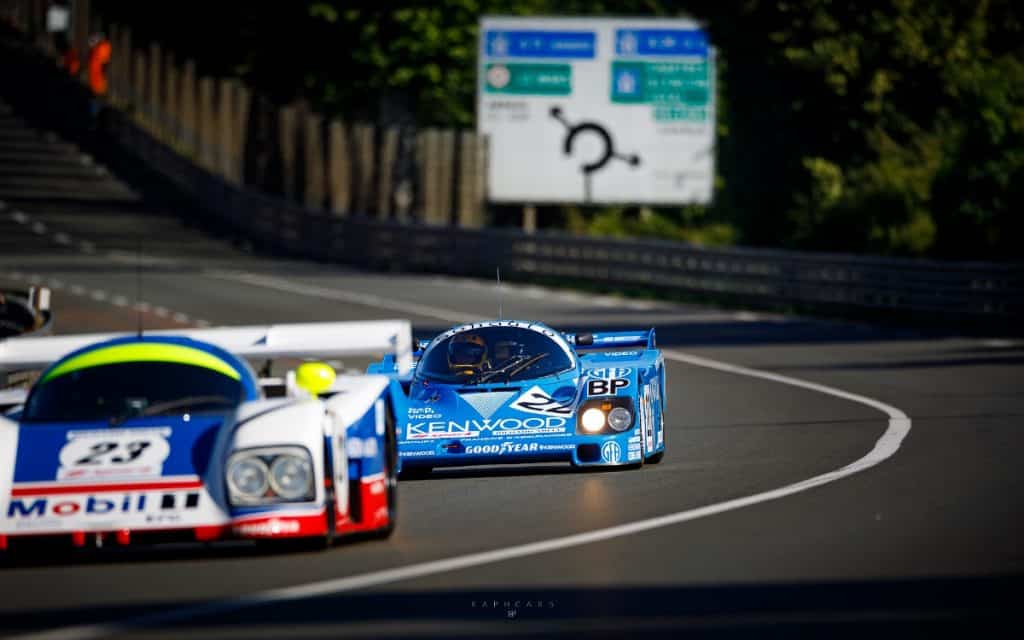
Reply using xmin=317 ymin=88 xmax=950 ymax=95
xmin=135 ymin=232 xmax=144 ymax=337
xmin=497 ymin=267 xmax=503 ymax=320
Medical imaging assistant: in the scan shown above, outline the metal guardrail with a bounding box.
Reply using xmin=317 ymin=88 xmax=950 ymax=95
xmin=3 ymin=33 xmax=1022 ymax=332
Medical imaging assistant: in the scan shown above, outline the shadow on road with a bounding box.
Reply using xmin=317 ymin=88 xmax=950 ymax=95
xmin=0 ymin=576 xmax=1018 ymax=639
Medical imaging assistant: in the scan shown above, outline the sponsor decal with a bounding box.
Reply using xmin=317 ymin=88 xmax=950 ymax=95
xmin=408 ymin=407 xmax=442 ymax=420
xmin=7 ymin=491 xmax=200 ymax=518
xmin=588 ymin=367 xmax=633 ymax=379
xmin=430 ymin=321 xmax=575 ymax=362
xmin=602 ymin=351 xmax=641 ymax=357
xmin=601 ymin=441 xmax=622 ymax=463
xmin=461 ymin=391 xmax=517 ymax=419
xmin=586 ymin=378 xmax=630 ymax=396
xmin=465 ymin=442 xmax=540 ymax=455
xmin=406 ymin=416 xmax=567 ymax=439
xmin=346 ymin=437 xmax=380 ymax=459
xmin=509 ymin=386 xmax=575 ymax=416
xmin=57 ymin=428 xmax=172 ymax=480
xmin=538 ymin=443 xmax=577 ymax=452
xmin=399 ymin=450 xmax=435 ymax=457
xmin=234 ymin=518 xmax=301 ymax=536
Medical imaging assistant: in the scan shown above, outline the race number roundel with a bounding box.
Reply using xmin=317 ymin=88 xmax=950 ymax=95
xmin=57 ymin=428 xmax=172 ymax=480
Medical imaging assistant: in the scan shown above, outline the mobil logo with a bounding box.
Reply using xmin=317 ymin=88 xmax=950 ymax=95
xmin=7 ymin=494 xmax=148 ymax=518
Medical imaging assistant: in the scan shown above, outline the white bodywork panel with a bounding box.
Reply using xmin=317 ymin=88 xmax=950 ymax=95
xmin=0 ymin=320 xmax=414 ymax=375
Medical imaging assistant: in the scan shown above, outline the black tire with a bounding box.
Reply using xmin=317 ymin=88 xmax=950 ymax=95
xmin=646 ymin=449 xmax=665 ymax=464
xmin=398 ymin=465 xmax=432 ymax=480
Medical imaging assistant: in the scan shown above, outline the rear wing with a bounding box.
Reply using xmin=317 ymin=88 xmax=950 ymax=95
xmin=0 ymin=320 xmax=414 ymax=376
xmin=563 ymin=329 xmax=656 ymax=350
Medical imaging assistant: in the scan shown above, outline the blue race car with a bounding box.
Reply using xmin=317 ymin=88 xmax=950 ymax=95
xmin=369 ymin=320 xmax=666 ymax=476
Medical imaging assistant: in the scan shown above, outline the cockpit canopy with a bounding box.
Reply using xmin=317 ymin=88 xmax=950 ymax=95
xmin=417 ymin=324 xmax=575 ymax=385
xmin=21 ymin=338 xmax=254 ymax=423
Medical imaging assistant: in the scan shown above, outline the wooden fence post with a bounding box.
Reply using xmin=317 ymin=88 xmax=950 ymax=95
xmin=179 ymin=60 xmax=196 ymax=157
xmin=117 ymin=26 xmax=132 ymax=107
xmin=217 ymin=78 xmax=235 ymax=181
xmin=377 ymin=127 xmax=399 ymax=219
xmin=433 ymin=129 xmax=455 ymax=226
xmin=233 ymin=84 xmax=251 ymax=186
xmin=457 ymin=130 xmax=486 ymax=229
xmin=197 ymin=76 xmax=215 ymax=172
xmin=327 ymin=119 xmax=350 ymax=216
xmin=147 ymin=42 xmax=162 ymax=139
xmin=164 ymin=55 xmax=179 ymax=147
xmin=353 ymin=123 xmax=375 ymax=215
xmin=72 ymin=0 xmax=90 ymax=84
xmin=417 ymin=129 xmax=433 ymax=224
xmin=303 ymin=111 xmax=325 ymax=209
xmin=279 ymin=103 xmax=297 ymax=201
xmin=132 ymin=50 xmax=146 ymax=124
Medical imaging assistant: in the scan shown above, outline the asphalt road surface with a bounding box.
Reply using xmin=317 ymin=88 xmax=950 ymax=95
xmin=1 ymin=100 xmax=1022 ymax=639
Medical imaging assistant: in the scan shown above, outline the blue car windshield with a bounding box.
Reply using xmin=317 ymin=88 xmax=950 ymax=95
xmin=417 ymin=327 xmax=574 ymax=384
xmin=21 ymin=362 xmax=243 ymax=424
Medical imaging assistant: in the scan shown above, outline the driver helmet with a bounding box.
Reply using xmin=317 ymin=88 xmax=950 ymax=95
xmin=448 ymin=332 xmax=488 ymax=374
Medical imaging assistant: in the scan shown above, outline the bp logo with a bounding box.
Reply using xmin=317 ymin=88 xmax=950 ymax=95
xmin=600 ymin=441 xmax=621 ymax=463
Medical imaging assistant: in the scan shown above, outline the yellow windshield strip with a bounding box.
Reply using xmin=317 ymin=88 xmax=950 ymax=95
xmin=42 ymin=343 xmax=241 ymax=383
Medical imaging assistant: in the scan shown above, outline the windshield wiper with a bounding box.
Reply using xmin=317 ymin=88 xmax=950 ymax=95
xmin=477 ymin=353 xmax=549 ymax=384
xmin=138 ymin=395 xmax=235 ymax=417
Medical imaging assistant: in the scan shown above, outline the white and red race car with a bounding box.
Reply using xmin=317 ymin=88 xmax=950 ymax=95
xmin=0 ymin=320 xmax=411 ymax=552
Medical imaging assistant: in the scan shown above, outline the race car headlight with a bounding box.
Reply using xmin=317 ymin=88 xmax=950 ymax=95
xmin=607 ymin=407 xmax=632 ymax=431
xmin=269 ymin=455 xmax=313 ymax=500
xmin=227 ymin=447 xmax=315 ymax=505
xmin=227 ymin=457 xmax=268 ymax=501
xmin=581 ymin=408 xmax=606 ymax=432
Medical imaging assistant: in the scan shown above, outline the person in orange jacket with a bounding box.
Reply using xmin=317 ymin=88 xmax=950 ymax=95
xmin=87 ymin=32 xmax=111 ymax=96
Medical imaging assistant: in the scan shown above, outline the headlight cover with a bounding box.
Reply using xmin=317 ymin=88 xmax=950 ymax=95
xmin=227 ymin=446 xmax=315 ymax=506
xmin=607 ymin=407 xmax=633 ymax=431
xmin=269 ymin=455 xmax=313 ymax=500
xmin=581 ymin=408 xmax=606 ymax=432
xmin=575 ymin=397 xmax=635 ymax=435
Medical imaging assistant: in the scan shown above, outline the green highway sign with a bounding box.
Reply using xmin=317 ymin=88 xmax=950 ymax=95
xmin=484 ymin=63 xmax=572 ymax=96
xmin=611 ymin=60 xmax=710 ymax=121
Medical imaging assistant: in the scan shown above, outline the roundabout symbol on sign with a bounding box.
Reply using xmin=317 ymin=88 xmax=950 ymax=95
xmin=551 ymin=106 xmax=640 ymax=202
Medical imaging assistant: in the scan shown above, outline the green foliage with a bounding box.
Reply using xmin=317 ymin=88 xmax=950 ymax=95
xmin=92 ymin=0 xmax=1023 ymax=260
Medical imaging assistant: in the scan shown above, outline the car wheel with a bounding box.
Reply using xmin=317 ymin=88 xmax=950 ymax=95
xmin=398 ymin=465 xmax=432 ymax=480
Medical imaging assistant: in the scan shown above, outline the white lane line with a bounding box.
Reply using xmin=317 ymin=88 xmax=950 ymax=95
xmin=11 ymin=210 xmax=28 ymax=224
xmin=89 ymin=290 xmax=107 ymax=302
xmin=152 ymin=306 xmax=169 ymax=318
xmin=172 ymin=312 xmax=190 ymax=323
xmin=205 ymin=270 xmax=482 ymax=324
xmin=110 ymin=295 xmax=129 ymax=308
xmin=69 ymin=285 xmax=86 ymax=296
xmin=53 ymin=232 xmax=72 ymax=246
xmin=21 ymin=349 xmax=911 ymax=640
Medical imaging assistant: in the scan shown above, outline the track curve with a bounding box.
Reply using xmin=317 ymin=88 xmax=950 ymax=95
xmin=1 ymin=101 xmax=1022 ymax=638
